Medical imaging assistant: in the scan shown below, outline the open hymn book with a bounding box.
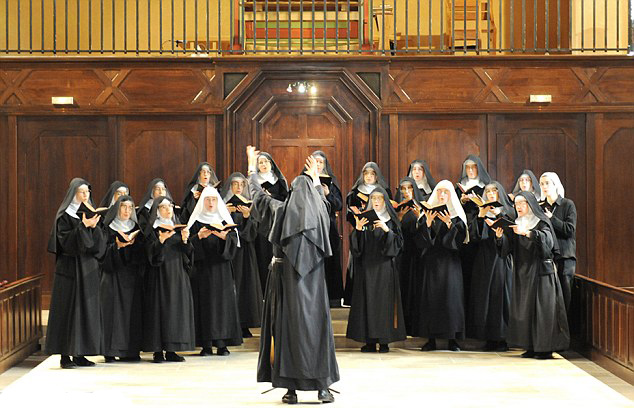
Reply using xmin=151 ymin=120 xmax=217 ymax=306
xmin=76 ymin=202 xmax=108 ymax=218
xmin=116 ymin=229 xmax=140 ymax=243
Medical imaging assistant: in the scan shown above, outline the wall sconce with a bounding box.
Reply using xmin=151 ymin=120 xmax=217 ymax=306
xmin=52 ymin=96 xmax=75 ymax=107
xmin=286 ymin=81 xmax=317 ymax=95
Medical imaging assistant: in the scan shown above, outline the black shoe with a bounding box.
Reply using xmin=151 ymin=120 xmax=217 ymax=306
xmin=242 ymin=328 xmax=253 ymax=338
xmin=448 ymin=340 xmax=461 ymax=352
xmin=199 ymin=347 xmax=213 ymax=356
xmin=317 ymin=389 xmax=335 ymax=403
xmin=360 ymin=343 xmax=377 ymax=353
xmin=421 ymin=340 xmax=436 ymax=351
xmin=282 ymin=389 xmax=298 ymax=404
xmin=153 ymin=351 xmax=165 ymax=363
xmin=521 ymin=350 xmax=535 ymax=358
xmin=73 ymin=356 xmax=96 ymax=367
xmin=119 ymin=355 xmax=141 ymax=362
xmin=165 ymin=351 xmax=185 ymax=362
xmin=104 ymin=356 xmax=116 ymax=363
xmin=60 ymin=356 xmax=77 ymax=369
xmin=483 ymin=341 xmax=497 ymax=352
xmin=216 ymin=347 xmax=230 ymax=356
xmin=378 ymin=344 xmax=389 ymax=353
xmin=534 ymin=352 xmax=553 ymax=360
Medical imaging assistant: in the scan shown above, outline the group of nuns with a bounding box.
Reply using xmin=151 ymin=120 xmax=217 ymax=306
xmin=45 ymin=150 xmax=575 ymax=369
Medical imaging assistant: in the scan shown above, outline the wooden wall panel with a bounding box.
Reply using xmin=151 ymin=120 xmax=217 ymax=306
xmin=489 ymin=114 xmax=587 ymax=275
xmin=118 ymin=116 xmax=208 ymax=205
xmin=18 ymin=117 xmax=112 ymax=297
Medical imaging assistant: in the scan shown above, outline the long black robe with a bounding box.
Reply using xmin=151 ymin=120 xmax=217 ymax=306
xmin=346 ymin=219 xmax=406 ymax=344
xmin=496 ymin=220 xmax=570 ymax=352
xmin=189 ymin=221 xmax=243 ymax=347
xmin=142 ymin=216 xmax=196 ymax=352
xmin=100 ymin=226 xmax=144 ymax=357
xmin=412 ymin=216 xmax=466 ymax=340
xmin=251 ymin=175 xmax=339 ymax=391
xmin=46 ymin=212 xmax=106 ymax=356
xmin=229 ymin=211 xmax=263 ymax=328
xmin=323 ymin=182 xmax=344 ymax=303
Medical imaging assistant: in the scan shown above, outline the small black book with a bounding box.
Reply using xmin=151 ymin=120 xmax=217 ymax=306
xmin=196 ymin=180 xmax=221 ymax=193
xmin=457 ymin=183 xmax=485 ymax=197
xmin=204 ymin=222 xmax=238 ymax=233
xmin=261 ymin=181 xmax=275 ymax=190
xmin=354 ymin=209 xmax=380 ymax=224
xmin=489 ymin=216 xmax=516 ymax=232
xmin=319 ymin=174 xmax=332 ymax=187
xmin=115 ymin=228 xmax=141 ymax=243
xmin=156 ymin=224 xmax=187 ymax=233
xmin=470 ymin=195 xmax=505 ymax=209
xmin=226 ymin=194 xmax=252 ymax=208
xmin=76 ymin=202 xmax=108 ymax=219
xmin=396 ymin=199 xmax=419 ymax=212
xmin=421 ymin=201 xmax=449 ymax=215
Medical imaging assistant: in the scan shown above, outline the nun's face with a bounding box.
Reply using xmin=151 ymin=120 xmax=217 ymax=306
xmin=370 ymin=193 xmax=385 ymax=211
xmin=363 ymin=168 xmax=377 ymax=185
xmin=152 ymin=183 xmax=167 ymax=199
xmin=203 ymin=195 xmax=218 ymax=213
xmin=518 ymin=175 xmax=533 ymax=192
xmin=465 ymin=163 xmax=479 ymax=179
xmin=231 ymin=179 xmax=245 ymax=195
xmin=158 ymin=201 xmax=174 ymax=219
xmin=515 ymin=196 xmax=529 ymax=217
xmin=119 ymin=201 xmax=134 ymax=221
xmin=484 ymin=186 xmax=499 ymax=202
xmin=315 ymin=156 xmax=326 ymax=174
xmin=539 ymin=176 xmax=555 ymax=197
xmin=400 ymin=183 xmax=414 ymax=200
xmin=436 ymin=188 xmax=450 ymax=204
xmin=75 ymin=185 xmax=90 ymax=203
xmin=113 ymin=187 xmax=128 ymax=203
xmin=410 ymin=164 xmax=425 ymax=181
xmin=199 ymin=166 xmax=212 ymax=185
xmin=257 ymin=156 xmax=272 ymax=174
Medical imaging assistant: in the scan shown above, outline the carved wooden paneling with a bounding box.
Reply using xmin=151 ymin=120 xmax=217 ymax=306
xmin=17 ymin=117 xmax=113 ymax=296
xmin=18 ymin=70 xmax=106 ymax=106
xmin=489 ymin=114 xmax=587 ymax=275
xmin=392 ymin=115 xmax=487 ymax=188
xmin=118 ymin=116 xmax=208 ymax=205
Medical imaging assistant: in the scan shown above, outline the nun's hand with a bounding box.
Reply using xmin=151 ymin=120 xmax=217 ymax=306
xmin=460 ymin=193 xmax=470 ymax=204
xmin=193 ymin=191 xmax=201 ymax=200
xmin=181 ymin=228 xmax=190 ymax=243
xmin=374 ymin=220 xmax=390 ymax=232
xmin=159 ymin=230 xmax=175 ymax=244
xmin=544 ymin=209 xmax=553 ymax=218
xmin=354 ymin=215 xmax=369 ymax=231
xmin=411 ymin=205 xmax=421 ymax=219
xmin=478 ymin=206 xmax=492 ymax=218
xmin=246 ymin=145 xmax=260 ymax=170
xmin=424 ymin=209 xmax=436 ymax=227
xmin=211 ymin=230 xmax=229 ymax=240
xmin=237 ymin=205 xmax=251 ymax=218
xmin=494 ymin=227 xmax=504 ymax=238
xmin=197 ymin=227 xmax=212 ymax=240
xmin=485 ymin=218 xmax=495 ymax=227
xmin=305 ymin=155 xmax=319 ymax=183
xmin=322 ymin=184 xmax=330 ymax=196
xmin=438 ymin=210 xmax=452 ymax=228
xmin=226 ymin=203 xmax=237 ymax=213
xmin=397 ymin=207 xmax=410 ymax=221
xmin=350 ymin=206 xmax=361 ymax=214
xmin=82 ymin=213 xmax=101 ymax=228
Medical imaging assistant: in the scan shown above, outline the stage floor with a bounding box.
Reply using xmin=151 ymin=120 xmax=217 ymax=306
xmin=1 ymin=349 xmax=633 ymax=407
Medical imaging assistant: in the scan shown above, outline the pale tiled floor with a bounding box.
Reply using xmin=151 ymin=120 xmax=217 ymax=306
xmin=1 ymin=348 xmax=633 ymax=407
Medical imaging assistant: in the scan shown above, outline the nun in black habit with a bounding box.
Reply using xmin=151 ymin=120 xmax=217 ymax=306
xmin=492 ymin=191 xmax=570 ymax=359
xmin=46 ymin=178 xmax=106 ymax=368
xmin=312 ymin=150 xmax=344 ymax=307
xmin=456 ymin=155 xmax=492 ymax=320
xmin=142 ymin=196 xmax=196 ymax=363
xmin=346 ymin=186 xmax=406 ymax=353
xmin=247 ymin=146 xmax=338 ymax=404
xmin=99 ymin=181 xmax=130 ymax=208
xmin=187 ymin=186 xmax=243 ymax=356
xmin=136 ymin=178 xmax=174 ymax=231
xmin=394 ymin=177 xmax=425 ymax=335
xmin=251 ymin=152 xmax=289 ymax=294
xmin=343 ymin=162 xmax=391 ymax=306
xmin=413 ymin=180 xmax=468 ymax=352
xmin=466 ymin=181 xmax=514 ymax=351
xmin=221 ymin=172 xmax=263 ymax=338
xmin=406 ymin=159 xmax=437 ymax=200
xmin=100 ymin=195 xmax=144 ymax=362
xmin=510 ymin=170 xmax=542 ymax=201
xmin=180 ymin=162 xmax=221 ymax=224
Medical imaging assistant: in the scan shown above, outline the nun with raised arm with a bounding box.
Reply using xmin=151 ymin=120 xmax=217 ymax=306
xmin=539 ymin=172 xmax=577 ymax=313
xmin=510 ymin=170 xmax=541 ymax=201
xmin=247 ymin=146 xmax=338 ymax=405
xmin=46 ymin=178 xmax=106 ymax=369
xmin=100 ymin=195 xmax=144 ymax=362
xmin=413 ymin=180 xmax=468 ymax=352
xmin=187 ymin=186 xmax=243 ymax=356
xmin=180 ymin=162 xmax=221 ymax=224
xmin=142 ymin=196 xmax=195 ymax=363
xmin=467 ymin=181 xmax=514 ymax=351
xmin=346 ymin=186 xmax=405 ymax=353
xmin=136 ymin=178 xmax=174 ymax=231
xmin=312 ymin=150 xmax=344 ymax=308
xmin=99 ymin=181 xmax=130 ymax=208
xmin=251 ymin=152 xmax=289 ymax=293
xmin=406 ymin=159 xmax=437 ymax=200
xmin=221 ymin=172 xmax=263 ymax=338
xmin=491 ymin=191 xmax=570 ymax=359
